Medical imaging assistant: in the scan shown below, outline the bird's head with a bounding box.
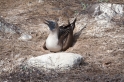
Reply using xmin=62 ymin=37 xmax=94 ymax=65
xmin=44 ymin=20 xmax=59 ymax=32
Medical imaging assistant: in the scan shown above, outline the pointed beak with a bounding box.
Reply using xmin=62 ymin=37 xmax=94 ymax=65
xmin=44 ymin=20 xmax=56 ymax=31
xmin=44 ymin=20 xmax=49 ymax=25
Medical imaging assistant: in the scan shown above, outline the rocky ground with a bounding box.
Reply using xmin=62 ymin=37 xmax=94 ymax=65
xmin=0 ymin=0 xmax=124 ymax=82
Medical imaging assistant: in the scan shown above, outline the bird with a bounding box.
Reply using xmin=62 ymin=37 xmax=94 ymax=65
xmin=43 ymin=18 xmax=76 ymax=52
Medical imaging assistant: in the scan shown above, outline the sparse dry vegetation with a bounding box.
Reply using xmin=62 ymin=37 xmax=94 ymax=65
xmin=0 ymin=0 xmax=124 ymax=82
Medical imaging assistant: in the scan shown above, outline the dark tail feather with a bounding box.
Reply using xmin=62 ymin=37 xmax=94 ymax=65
xmin=71 ymin=18 xmax=77 ymax=30
xmin=68 ymin=19 xmax=70 ymax=25
xmin=73 ymin=18 xmax=77 ymax=24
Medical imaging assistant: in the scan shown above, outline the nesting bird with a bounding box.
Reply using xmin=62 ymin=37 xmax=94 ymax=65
xmin=43 ymin=18 xmax=76 ymax=52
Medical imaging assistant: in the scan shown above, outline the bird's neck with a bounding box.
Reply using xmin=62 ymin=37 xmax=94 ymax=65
xmin=49 ymin=29 xmax=59 ymax=39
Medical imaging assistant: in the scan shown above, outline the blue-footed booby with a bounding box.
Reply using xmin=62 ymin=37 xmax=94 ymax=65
xmin=43 ymin=18 xmax=76 ymax=52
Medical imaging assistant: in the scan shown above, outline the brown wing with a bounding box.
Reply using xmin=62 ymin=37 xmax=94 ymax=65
xmin=58 ymin=18 xmax=76 ymax=38
xmin=58 ymin=18 xmax=76 ymax=51
xmin=58 ymin=30 xmax=69 ymax=50
xmin=62 ymin=26 xmax=73 ymax=51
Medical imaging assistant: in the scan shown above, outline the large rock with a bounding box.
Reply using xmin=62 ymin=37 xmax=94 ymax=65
xmin=76 ymin=3 xmax=124 ymax=38
xmin=93 ymin=3 xmax=124 ymax=22
xmin=27 ymin=52 xmax=83 ymax=71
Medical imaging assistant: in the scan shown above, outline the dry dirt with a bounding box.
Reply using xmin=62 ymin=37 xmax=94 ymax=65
xmin=0 ymin=0 xmax=124 ymax=82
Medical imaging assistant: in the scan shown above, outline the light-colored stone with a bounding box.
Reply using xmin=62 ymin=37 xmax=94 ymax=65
xmin=18 ymin=33 xmax=32 ymax=41
xmin=27 ymin=52 xmax=83 ymax=71
xmin=38 ymin=0 xmax=44 ymax=3
xmin=90 ymin=3 xmax=124 ymax=22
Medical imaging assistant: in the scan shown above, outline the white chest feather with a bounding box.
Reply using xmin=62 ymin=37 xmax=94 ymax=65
xmin=46 ymin=33 xmax=61 ymax=52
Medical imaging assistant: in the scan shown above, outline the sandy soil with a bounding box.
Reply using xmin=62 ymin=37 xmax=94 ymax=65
xmin=0 ymin=0 xmax=124 ymax=82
